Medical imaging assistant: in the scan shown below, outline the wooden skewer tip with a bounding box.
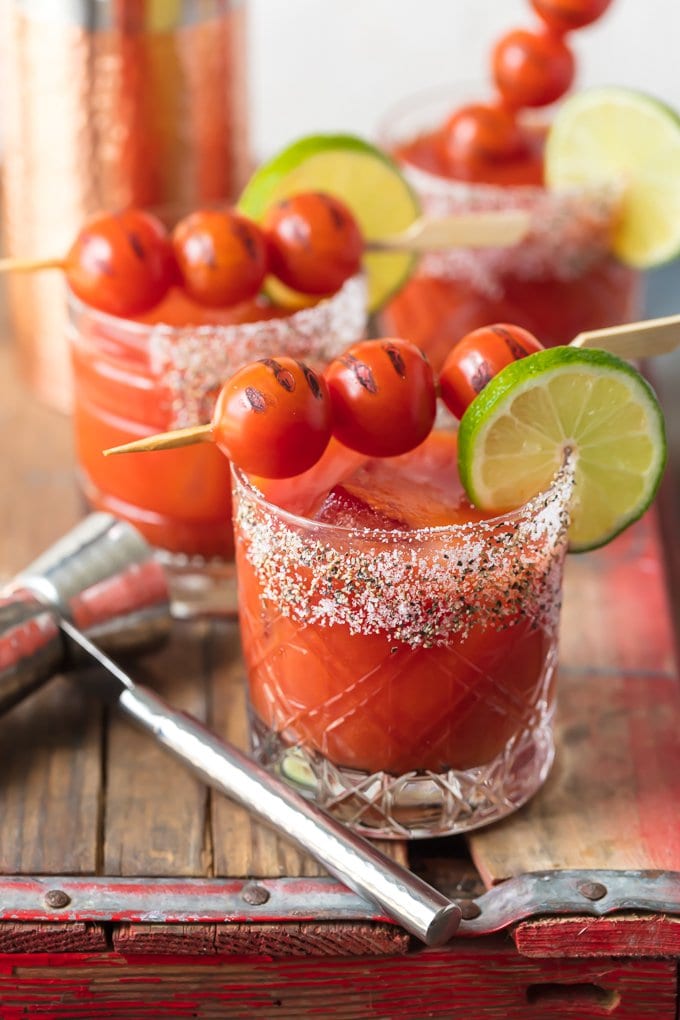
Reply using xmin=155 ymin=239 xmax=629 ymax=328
xmin=103 ymin=424 xmax=213 ymax=457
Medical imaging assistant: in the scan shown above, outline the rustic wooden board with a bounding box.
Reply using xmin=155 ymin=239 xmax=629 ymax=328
xmin=0 ymin=674 xmax=102 ymax=874
xmin=558 ymin=511 xmax=676 ymax=677
xmin=0 ymin=944 xmax=674 ymax=1018
xmin=0 ymin=342 xmax=80 ymax=586
xmin=113 ymin=920 xmax=410 ymax=957
xmin=103 ymin=623 xmax=212 ymax=877
xmin=514 ymin=915 xmax=680 ymax=959
xmin=470 ymin=668 xmax=680 ymax=884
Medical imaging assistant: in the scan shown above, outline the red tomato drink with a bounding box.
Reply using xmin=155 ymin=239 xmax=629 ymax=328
xmin=69 ymin=276 xmax=367 ymax=564
xmin=378 ymin=88 xmax=641 ymax=370
xmin=233 ymin=430 xmax=572 ymax=837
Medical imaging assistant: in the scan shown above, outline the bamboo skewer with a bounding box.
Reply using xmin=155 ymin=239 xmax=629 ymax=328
xmin=0 ymin=256 xmax=64 ymax=274
xmin=366 ymin=210 xmax=530 ymax=252
xmin=570 ymin=312 xmax=680 ymax=360
xmin=104 ymin=424 xmax=212 ymax=456
xmin=103 ymin=311 xmax=680 ymax=460
xmin=0 ymin=209 xmax=532 ymax=280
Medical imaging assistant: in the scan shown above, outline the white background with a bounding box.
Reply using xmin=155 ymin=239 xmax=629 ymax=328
xmin=247 ymin=0 xmax=680 ymax=160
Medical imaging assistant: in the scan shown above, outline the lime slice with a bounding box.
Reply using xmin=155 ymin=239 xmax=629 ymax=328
xmin=457 ymin=347 xmax=666 ymax=552
xmin=545 ymin=86 xmax=680 ymax=269
xmin=238 ymin=134 xmax=421 ymax=313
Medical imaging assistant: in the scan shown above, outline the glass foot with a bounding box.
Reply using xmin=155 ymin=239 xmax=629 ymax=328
xmin=249 ymin=710 xmax=555 ymax=839
xmin=159 ymin=552 xmax=239 ymax=621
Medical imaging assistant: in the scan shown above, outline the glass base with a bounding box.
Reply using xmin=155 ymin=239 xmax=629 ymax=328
xmin=77 ymin=476 xmax=239 ymax=620
xmin=158 ymin=551 xmax=239 ymax=621
xmin=249 ymin=709 xmax=555 ymax=839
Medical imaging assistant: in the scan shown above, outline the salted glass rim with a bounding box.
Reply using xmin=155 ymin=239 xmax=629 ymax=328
xmin=374 ymin=80 xmax=605 ymax=201
xmin=66 ymin=271 xmax=367 ymax=343
xmin=231 ymin=455 xmax=575 ymax=542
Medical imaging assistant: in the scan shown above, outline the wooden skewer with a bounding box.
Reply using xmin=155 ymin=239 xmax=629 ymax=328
xmin=366 ymin=210 xmax=531 ymax=252
xmin=104 ymin=311 xmax=680 ymax=460
xmin=0 ymin=256 xmax=64 ymax=274
xmin=104 ymin=424 xmax=212 ymax=456
xmin=0 ymin=209 xmax=532 ymax=281
xmin=570 ymin=312 xmax=680 ymax=360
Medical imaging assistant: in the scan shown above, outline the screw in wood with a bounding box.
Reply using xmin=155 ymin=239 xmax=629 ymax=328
xmin=44 ymin=889 xmax=71 ymax=909
xmin=241 ymin=882 xmax=270 ymax=906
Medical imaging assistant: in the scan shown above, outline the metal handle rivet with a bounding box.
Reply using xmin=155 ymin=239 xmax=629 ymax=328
xmin=576 ymin=880 xmax=607 ymax=901
xmin=241 ymin=883 xmax=270 ymax=906
xmin=457 ymin=900 xmax=482 ymax=920
xmin=45 ymin=889 xmax=71 ymax=909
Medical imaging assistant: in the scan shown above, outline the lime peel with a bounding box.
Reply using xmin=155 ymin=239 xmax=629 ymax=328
xmin=457 ymin=346 xmax=667 ymax=552
xmin=238 ymin=133 xmax=421 ymax=312
xmin=545 ymin=86 xmax=680 ymax=269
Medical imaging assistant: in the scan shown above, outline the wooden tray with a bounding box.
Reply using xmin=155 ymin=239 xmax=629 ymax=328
xmin=2 ymin=290 xmax=680 ymax=1018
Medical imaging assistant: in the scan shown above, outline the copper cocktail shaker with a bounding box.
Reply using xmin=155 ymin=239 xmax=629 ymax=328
xmin=1 ymin=0 xmax=249 ymax=412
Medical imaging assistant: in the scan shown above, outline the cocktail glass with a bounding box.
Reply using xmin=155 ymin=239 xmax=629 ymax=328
xmin=377 ymin=85 xmax=642 ymax=370
xmin=68 ymin=277 xmax=367 ymax=610
xmin=232 ymin=435 xmax=573 ymax=838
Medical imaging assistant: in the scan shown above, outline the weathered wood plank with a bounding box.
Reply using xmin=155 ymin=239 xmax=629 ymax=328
xmin=0 ymin=922 xmax=107 ymax=953
xmin=559 ymin=512 xmax=675 ymax=677
xmin=469 ymin=670 xmax=680 ymax=884
xmin=0 ymin=342 xmax=81 ymax=587
xmin=0 ymin=945 xmax=675 ymax=1018
xmin=113 ymin=921 xmax=409 ymax=957
xmin=514 ymin=914 xmax=680 ymax=958
xmin=103 ymin=621 xmax=212 ymax=877
xmin=0 ymin=675 xmax=102 ymax=874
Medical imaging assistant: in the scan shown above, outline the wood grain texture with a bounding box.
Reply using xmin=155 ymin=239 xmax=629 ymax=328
xmin=514 ymin=914 xmax=680 ymax=958
xmin=469 ymin=670 xmax=680 ymax=884
xmin=113 ymin=921 xmax=409 ymax=957
xmin=0 ymin=342 xmax=81 ymax=587
xmin=103 ymin=621 xmax=212 ymax=877
xmin=558 ymin=512 xmax=675 ymax=677
xmin=0 ymin=922 xmax=107 ymax=953
xmin=0 ymin=675 xmax=102 ymax=874
xmin=0 ymin=944 xmax=674 ymax=1018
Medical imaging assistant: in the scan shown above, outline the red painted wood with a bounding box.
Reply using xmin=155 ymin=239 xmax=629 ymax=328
xmin=0 ymin=923 xmax=107 ymax=953
xmin=113 ymin=921 xmax=409 ymax=957
xmin=0 ymin=944 xmax=673 ymax=1018
xmin=559 ymin=512 xmax=676 ymax=677
xmin=515 ymin=914 xmax=680 ymax=958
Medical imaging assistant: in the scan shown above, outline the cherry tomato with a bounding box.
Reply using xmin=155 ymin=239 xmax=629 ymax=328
xmin=66 ymin=208 xmax=175 ymax=317
xmin=212 ymin=357 xmax=332 ymax=478
xmin=492 ymin=28 xmax=575 ymax=109
xmin=439 ymin=324 xmax=544 ymax=419
xmin=172 ymin=209 xmax=268 ymax=307
xmin=439 ymin=102 xmax=528 ymax=180
xmin=531 ymin=0 xmax=613 ymax=34
xmin=262 ymin=192 xmax=364 ymax=295
xmin=324 ymin=338 xmax=437 ymax=457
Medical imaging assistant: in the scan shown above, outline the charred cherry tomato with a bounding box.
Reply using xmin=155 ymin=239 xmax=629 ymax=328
xmin=263 ymin=191 xmax=364 ymax=296
xmin=531 ymin=0 xmax=613 ymax=34
xmin=324 ymin=338 xmax=437 ymax=457
xmin=212 ymin=357 xmax=332 ymax=478
xmin=439 ymin=102 xmax=528 ymax=179
xmin=439 ymin=324 xmax=544 ymax=419
xmin=492 ymin=28 xmax=575 ymax=109
xmin=66 ymin=208 xmax=175 ymax=317
xmin=172 ymin=209 xmax=268 ymax=307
